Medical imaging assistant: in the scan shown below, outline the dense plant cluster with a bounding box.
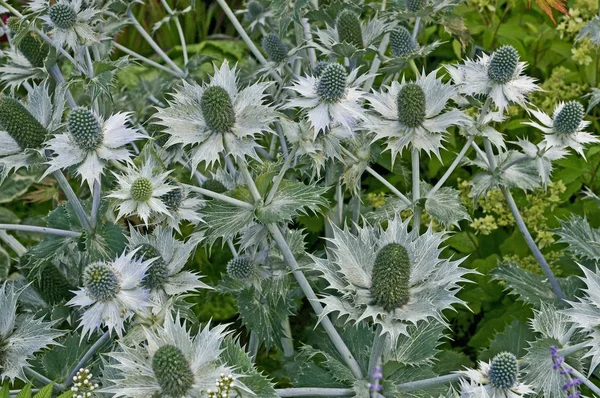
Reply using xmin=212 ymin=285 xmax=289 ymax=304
xmin=1 ymin=0 xmax=600 ymax=396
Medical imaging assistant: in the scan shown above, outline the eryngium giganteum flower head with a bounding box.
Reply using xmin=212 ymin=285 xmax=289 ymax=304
xmin=311 ymin=216 xmax=472 ymax=349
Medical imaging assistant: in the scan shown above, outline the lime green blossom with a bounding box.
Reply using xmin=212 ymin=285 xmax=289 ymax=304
xmin=470 ymin=215 xmax=498 ymax=235
xmin=532 ymin=67 xmax=588 ymax=113
xmin=502 ymin=251 xmax=564 ymax=276
xmin=572 ymin=37 xmax=595 ymax=66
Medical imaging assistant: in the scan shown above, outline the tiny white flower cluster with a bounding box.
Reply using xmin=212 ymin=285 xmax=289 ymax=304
xmin=207 ymin=374 xmax=235 ymax=398
xmin=71 ymin=368 xmax=99 ymax=398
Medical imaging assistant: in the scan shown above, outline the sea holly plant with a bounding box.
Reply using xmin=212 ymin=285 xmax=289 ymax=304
xmin=1 ymin=0 xmax=600 ymax=396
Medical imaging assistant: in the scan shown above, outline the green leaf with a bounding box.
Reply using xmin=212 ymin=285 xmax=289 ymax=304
xmin=290 ymin=346 xmax=353 ymax=388
xmin=15 ymin=385 xmax=31 ymax=398
xmin=553 ymin=215 xmax=600 ymax=261
xmin=392 ymin=321 xmax=445 ymax=365
xmin=0 ymin=383 xmax=9 ymax=398
xmin=271 ymin=0 xmax=310 ymax=33
xmin=84 ymin=221 xmax=127 ymax=261
xmin=0 ymin=246 xmax=10 ymax=279
xmin=56 ymin=392 xmax=74 ymax=398
xmin=0 ymin=207 xmax=20 ymax=224
xmin=255 ymin=181 xmax=329 ymax=224
xmin=202 ymin=198 xmax=254 ymax=245
xmin=0 ymin=171 xmax=37 ymax=203
xmin=32 ymin=383 xmax=53 ymax=398
xmin=433 ymin=351 xmax=474 ymax=375
xmin=423 ymin=185 xmax=470 ymax=227
xmin=385 ymin=362 xmax=446 ymax=397
xmin=479 ymin=320 xmax=535 ymax=361
xmin=41 ymin=333 xmax=93 ymax=382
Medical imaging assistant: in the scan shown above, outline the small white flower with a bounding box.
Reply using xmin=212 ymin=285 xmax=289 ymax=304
xmin=108 ymin=159 xmax=175 ymax=226
xmin=284 ymin=62 xmax=369 ymax=137
xmin=365 ymin=69 xmax=469 ymax=160
xmin=67 ymin=251 xmax=152 ymax=338
xmin=102 ymin=312 xmax=243 ymax=397
xmin=127 ymin=226 xmax=211 ymax=306
xmin=526 ymin=101 xmax=599 ymax=157
xmin=0 ymin=282 xmax=64 ymax=382
xmin=154 ymin=60 xmax=277 ymax=169
xmin=446 ymin=45 xmax=538 ymax=113
xmin=44 ymin=108 xmax=145 ymax=190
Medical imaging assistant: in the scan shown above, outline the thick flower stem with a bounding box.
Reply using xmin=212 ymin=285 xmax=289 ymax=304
xmin=276 ymin=388 xmax=354 ymax=397
xmin=160 ymin=0 xmax=188 ymax=65
xmin=559 ymin=324 xmax=578 ymax=346
xmin=112 ymin=42 xmax=186 ymax=78
xmin=0 ymin=224 xmax=81 ymax=238
xmin=249 ymin=332 xmax=259 ymax=360
xmin=412 ymin=147 xmax=421 ymax=229
xmin=90 ymin=181 xmax=102 ymax=230
xmin=0 ymin=0 xmax=22 ymax=17
xmin=301 ymin=18 xmax=318 ymax=67
xmin=368 ymin=325 xmax=386 ymax=394
xmin=566 ymin=363 xmax=600 ymax=395
xmin=25 ymin=367 xmax=58 ymax=388
xmin=266 ymin=145 xmax=299 ymax=205
xmin=427 ymin=136 xmax=475 ymax=198
xmin=397 ymin=373 xmax=461 ymax=391
xmin=35 ymin=29 xmax=88 ymax=75
xmin=557 ymin=341 xmax=588 ymax=357
xmin=185 ymin=185 xmax=255 ymax=210
xmin=64 ymin=331 xmax=110 ymax=388
xmin=47 ymin=64 xmax=77 ymax=109
xmin=281 ymin=317 xmax=295 ymax=357
xmin=0 ymin=230 xmax=27 ymax=256
xmin=53 ymin=170 xmax=94 ymax=234
xmin=412 ymin=17 xmax=421 ymax=40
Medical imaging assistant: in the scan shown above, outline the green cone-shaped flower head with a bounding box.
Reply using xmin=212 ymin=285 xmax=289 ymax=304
xmin=397 ymin=83 xmax=426 ymax=128
xmin=160 ymin=178 xmax=183 ymax=210
xmin=247 ymin=0 xmax=264 ymax=18
xmin=554 ymin=101 xmax=584 ymax=135
xmin=6 ymin=17 xmax=23 ymax=34
xmin=371 ymin=243 xmax=411 ymax=311
xmin=488 ymin=352 xmax=518 ymax=390
xmin=487 ymin=45 xmax=519 ymax=84
xmin=335 ymin=9 xmax=363 ymax=48
xmin=313 ymin=61 xmax=328 ymax=77
xmin=131 ymin=177 xmax=154 ymax=202
xmin=68 ymin=108 xmax=103 ymax=151
xmin=152 ymin=345 xmax=195 ymax=396
xmin=0 ymin=96 xmax=47 ymax=150
xmin=226 ymin=257 xmax=253 ymax=280
xmin=317 ymin=63 xmax=347 ymax=103
xmin=19 ymin=33 xmax=49 ymax=68
xmin=406 ymin=0 xmax=427 ymax=12
xmin=83 ymin=262 xmax=120 ymax=301
xmin=390 ymin=26 xmax=418 ymax=57
xmin=136 ymin=244 xmax=169 ymax=290
xmin=201 ymin=86 xmax=236 ymax=133
xmin=49 ymin=3 xmax=77 ymax=29
xmin=262 ymin=33 xmax=288 ymax=63
xmin=202 ymin=179 xmax=228 ymax=194
xmin=36 ymin=264 xmax=73 ymax=304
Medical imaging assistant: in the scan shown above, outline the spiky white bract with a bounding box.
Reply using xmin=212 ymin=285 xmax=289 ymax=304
xmin=67 ymin=251 xmax=152 ymax=339
xmin=445 ymin=50 xmax=538 ymax=114
xmin=0 ymin=49 xmax=47 ymax=93
xmin=525 ymin=102 xmax=599 ymax=158
xmin=311 ymin=216 xmax=471 ymax=349
xmin=0 ymin=282 xmax=64 ymax=382
xmin=127 ymin=226 xmax=211 ymax=307
xmin=34 ymin=0 xmax=102 ymax=50
xmin=314 ymin=14 xmax=388 ymax=55
xmin=154 ymin=60 xmax=277 ymax=169
xmin=284 ymin=63 xmax=369 ymax=137
xmin=512 ymin=139 xmax=567 ymax=187
xmin=457 ymin=359 xmax=534 ymax=398
xmin=154 ymin=183 xmax=204 ymax=233
xmin=108 ymin=160 xmax=175 ymax=226
xmin=365 ymin=69 xmax=469 ymax=160
xmin=102 ymin=312 xmax=240 ymax=397
xmin=44 ymin=110 xmax=145 ymax=190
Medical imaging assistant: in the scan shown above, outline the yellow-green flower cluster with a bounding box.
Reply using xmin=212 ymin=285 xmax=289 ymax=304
xmin=502 ymin=251 xmax=564 ymax=276
xmin=366 ymin=192 xmax=387 ymax=208
xmin=521 ymin=180 xmax=566 ymax=247
xmin=572 ymin=37 xmax=595 ymax=66
xmin=532 ymin=66 xmax=589 ymax=113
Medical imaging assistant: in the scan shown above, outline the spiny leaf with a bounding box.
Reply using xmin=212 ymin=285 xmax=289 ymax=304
xmin=32 ymin=383 xmax=53 ymax=398
xmin=423 ymin=185 xmax=470 ymax=227
xmin=255 ymin=181 xmax=329 ymax=224
xmin=202 ymin=199 xmax=254 ymax=245
xmin=15 ymin=385 xmax=31 ymax=398
xmin=479 ymin=320 xmax=535 ymax=361
xmin=553 ymin=215 xmax=600 ymax=261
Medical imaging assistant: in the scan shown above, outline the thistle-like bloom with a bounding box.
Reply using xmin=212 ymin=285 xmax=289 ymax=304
xmin=154 ymin=60 xmax=276 ymax=169
xmin=284 ymin=62 xmax=369 ymax=137
xmin=0 ymin=25 xmax=48 ymax=92
xmin=446 ymin=45 xmax=538 ymax=113
xmin=67 ymin=251 xmax=152 ymax=338
xmin=108 ymin=160 xmax=175 ymax=226
xmin=458 ymin=352 xmax=534 ymax=397
xmin=0 ymin=282 xmax=64 ymax=382
xmin=236 ymin=0 xmax=272 ymax=31
xmin=311 ymin=216 xmax=471 ymax=347
xmin=33 ymin=0 xmax=101 ymax=50
xmin=128 ymin=226 xmax=210 ymax=306
xmin=365 ymin=70 xmax=469 ymax=159
xmin=102 ymin=312 xmax=240 ymax=397
xmin=512 ymin=139 xmax=567 ymax=187
xmin=526 ymin=101 xmax=599 ymax=157
xmin=382 ymin=26 xmax=441 ymax=73
xmin=44 ymin=108 xmax=145 ymax=190
xmin=155 ymin=179 xmax=204 ymax=233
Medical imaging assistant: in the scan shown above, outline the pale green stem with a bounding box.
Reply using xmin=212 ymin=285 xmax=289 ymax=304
xmin=368 ymin=325 xmax=386 ymax=397
xmin=566 ymin=363 xmax=600 ymax=395
xmin=412 ymin=17 xmax=421 ymax=40
xmin=113 ymin=42 xmax=186 ymax=78
xmin=397 ymin=374 xmax=461 ymax=391
xmin=64 ymin=331 xmax=110 ymax=387
xmin=35 ymin=29 xmax=87 ymax=75
xmin=47 ymin=64 xmax=77 ymax=109
xmin=160 ymin=0 xmax=188 ymax=65
xmin=0 ymin=230 xmax=27 ymax=256
xmin=276 ymin=388 xmax=354 ymax=397
xmin=335 ymin=181 xmax=344 ymax=226
xmin=301 ymin=18 xmax=317 ymax=67
xmin=227 ymin=240 xmax=239 ymax=256
xmin=90 ymin=181 xmax=102 ymax=230
xmin=53 ymin=170 xmax=93 ymax=234
xmin=470 ymin=141 xmax=490 ymax=168
xmin=238 ymin=162 xmax=263 ymax=203
xmin=25 ymin=368 xmax=62 ymax=389
xmin=558 ymin=341 xmax=588 ymax=357
xmin=427 ymin=136 xmax=475 ymax=199
xmin=351 ymin=192 xmax=360 ymax=233
xmin=184 ymin=185 xmax=254 ymax=210
xmin=559 ymin=324 xmax=579 ymax=346
xmin=281 ymin=318 xmax=295 ymax=357
xmin=409 ymin=59 xmax=421 ymax=78
xmin=362 ymin=0 xmax=388 ymax=91
xmin=266 ymin=145 xmax=299 ymax=205
xmin=0 ymin=224 xmax=81 ymax=238
xmin=249 ymin=332 xmax=259 ymax=360
xmin=126 ymin=8 xmax=185 ymax=76
xmin=411 ymin=147 xmax=421 ymax=229
xmin=0 ymin=0 xmax=22 ymax=17
xmin=501 ymin=154 xmax=530 ymax=171
xmin=214 ymin=0 xmax=282 ymax=84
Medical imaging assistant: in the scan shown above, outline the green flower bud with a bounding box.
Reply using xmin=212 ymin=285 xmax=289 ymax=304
xmin=0 ymin=96 xmax=47 ymax=150
xmin=390 ymin=26 xmax=418 ymax=57
xmin=371 ymin=243 xmax=411 ymax=311
xmin=131 ymin=177 xmax=154 ymax=202
xmin=152 ymin=345 xmax=195 ymax=396
xmin=83 ymin=263 xmax=120 ymax=302
xmin=262 ymin=33 xmax=288 ymax=63
xmin=36 ymin=264 xmax=74 ymax=304
xmin=335 ymin=9 xmax=363 ymax=48
xmin=201 ymin=86 xmax=236 ymax=133
xmin=226 ymin=257 xmax=253 ymax=280
xmin=487 ymin=45 xmax=519 ymax=84
xmin=396 ymin=83 xmax=426 ymax=128
xmin=317 ymin=63 xmax=347 ymax=103
xmin=488 ymin=352 xmax=518 ymax=390
xmin=406 ymin=0 xmax=427 ymax=12
xmin=160 ymin=178 xmax=183 ymax=211
xmin=313 ymin=61 xmax=329 ymax=77
xmin=19 ymin=33 xmax=49 ymax=68
xmin=6 ymin=17 xmax=23 ymax=34
xmin=135 ymin=244 xmax=169 ymax=290
xmin=553 ymin=101 xmax=584 ymax=135
xmin=202 ymin=179 xmax=228 ymax=194
xmin=48 ymin=3 xmax=77 ymax=30
xmin=247 ymin=0 xmax=264 ymax=19
xmin=68 ymin=108 xmax=103 ymax=151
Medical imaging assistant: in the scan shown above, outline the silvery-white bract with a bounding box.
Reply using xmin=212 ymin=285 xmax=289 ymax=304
xmin=154 ymin=60 xmax=277 ymax=169
xmin=365 ymin=69 xmax=469 ymax=159
xmin=101 ymin=312 xmax=240 ymax=397
xmin=0 ymin=282 xmax=64 ymax=382
xmin=311 ymin=216 xmax=472 ymax=349
xmin=108 ymin=159 xmax=175 ymax=226
xmin=155 ymin=182 xmax=204 ymax=233
xmin=314 ymin=11 xmax=388 ymax=55
xmin=458 ymin=356 xmax=534 ymax=398
xmin=511 ymin=139 xmax=568 ymax=187
xmin=0 ymin=48 xmax=47 ymax=92
xmin=67 ymin=251 xmax=152 ymax=338
xmin=44 ymin=109 xmax=145 ymax=191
